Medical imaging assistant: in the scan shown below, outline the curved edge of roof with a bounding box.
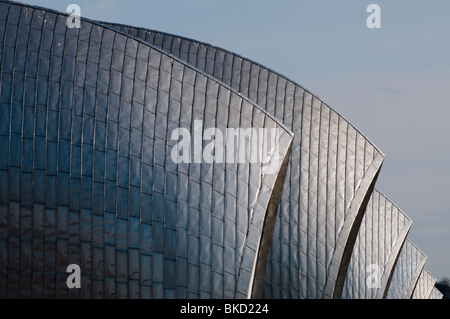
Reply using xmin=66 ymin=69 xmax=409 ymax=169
xmin=372 ymin=189 xmax=413 ymax=224
xmin=3 ymin=0 xmax=294 ymax=138
xmin=422 ymin=268 xmax=437 ymax=280
xmin=96 ymin=19 xmax=385 ymax=157
xmin=405 ymin=239 xmax=428 ymax=261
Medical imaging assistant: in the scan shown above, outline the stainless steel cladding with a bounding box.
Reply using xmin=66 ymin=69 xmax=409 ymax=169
xmin=0 ymin=0 xmax=442 ymax=299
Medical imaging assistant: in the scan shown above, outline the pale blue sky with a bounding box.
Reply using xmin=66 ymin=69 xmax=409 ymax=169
xmin=17 ymin=0 xmax=450 ymax=280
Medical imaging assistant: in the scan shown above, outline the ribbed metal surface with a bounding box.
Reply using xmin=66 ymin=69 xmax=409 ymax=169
xmin=0 ymin=0 xmax=443 ymax=300
xmin=429 ymin=286 xmax=444 ymax=299
xmin=105 ymin=22 xmax=386 ymax=299
xmin=0 ymin=1 xmax=294 ymax=298
xmin=386 ymin=240 xmax=427 ymax=299
xmin=342 ymin=190 xmax=412 ymax=299
xmin=411 ymin=269 xmax=436 ymax=299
